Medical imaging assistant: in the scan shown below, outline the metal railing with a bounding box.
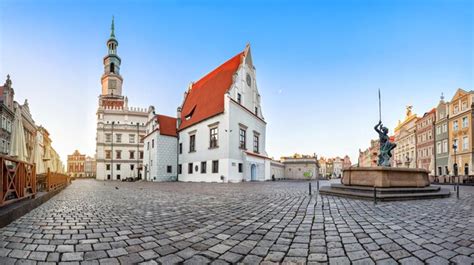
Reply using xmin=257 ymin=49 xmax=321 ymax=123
xmin=0 ymin=155 xmax=36 ymax=207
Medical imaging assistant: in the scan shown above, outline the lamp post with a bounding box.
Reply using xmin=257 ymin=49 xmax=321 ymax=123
xmin=452 ymin=143 xmax=458 ymax=195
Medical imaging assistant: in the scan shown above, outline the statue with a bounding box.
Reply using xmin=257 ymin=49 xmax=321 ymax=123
xmin=374 ymin=89 xmax=396 ymax=167
xmin=374 ymin=121 xmax=396 ymax=167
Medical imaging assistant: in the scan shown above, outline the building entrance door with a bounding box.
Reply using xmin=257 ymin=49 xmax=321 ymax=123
xmin=251 ymin=164 xmax=257 ymax=181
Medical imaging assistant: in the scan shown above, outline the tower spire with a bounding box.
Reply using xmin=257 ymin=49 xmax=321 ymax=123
xmin=110 ymin=16 xmax=115 ymax=38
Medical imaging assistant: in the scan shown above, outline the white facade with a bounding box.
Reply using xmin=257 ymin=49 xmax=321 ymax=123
xmin=177 ymin=46 xmax=271 ymax=182
xmin=333 ymin=157 xmax=343 ymax=178
xmin=143 ymin=110 xmax=178 ymax=182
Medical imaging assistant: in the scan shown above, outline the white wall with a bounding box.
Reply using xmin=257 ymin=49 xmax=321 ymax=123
xmin=143 ymin=132 xmax=178 ymax=182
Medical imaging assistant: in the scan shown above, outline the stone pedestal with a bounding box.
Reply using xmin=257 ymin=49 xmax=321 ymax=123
xmin=342 ymin=167 xmax=430 ymax=188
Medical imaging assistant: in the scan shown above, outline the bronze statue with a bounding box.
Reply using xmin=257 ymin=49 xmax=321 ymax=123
xmin=374 ymin=121 xmax=396 ymax=167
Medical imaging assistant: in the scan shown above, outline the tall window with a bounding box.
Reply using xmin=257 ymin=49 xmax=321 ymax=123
xmin=129 ymin=151 xmax=135 ymax=159
xmin=201 ymin=161 xmax=207 ymax=173
xmin=116 ymin=134 xmax=122 ymax=143
xmin=453 ymin=120 xmax=458 ymax=131
xmin=167 ymin=165 xmax=172 ymax=173
xmin=152 ymin=139 xmax=155 ymax=148
xmin=178 ymin=164 xmax=182 ymax=174
xmin=237 ymin=93 xmax=242 ymax=104
xmin=129 ymin=134 xmax=135 ymax=143
xmin=116 ymin=150 xmax=122 ymax=159
xmin=462 ymin=117 xmax=468 ymax=128
xmin=139 ymin=151 xmax=143 ymax=159
xmin=189 ymin=135 xmax=196 ymax=152
xmin=188 ymin=163 xmax=193 ymax=174
xmin=105 ymin=150 xmax=111 ymax=159
xmin=255 ymin=107 xmax=258 ymax=116
xmin=106 ymin=164 xmax=111 ymax=170
xmin=463 ymin=136 xmax=469 ymax=150
xmin=238 ymin=163 xmax=243 ymax=173
xmin=116 ymin=164 xmax=121 ymax=171
xmin=210 ymin=127 xmax=218 ymax=148
xmin=179 ymin=143 xmax=183 ymax=154
xmin=253 ymin=134 xmax=259 ymax=153
xmin=437 ymin=142 xmax=442 ymax=154
xmin=443 ymin=140 xmax=448 ymax=153
xmin=212 ymin=160 xmax=219 ymax=173
xmin=105 ymin=134 xmax=112 ymax=143
xmin=239 ymin=129 xmax=246 ymax=149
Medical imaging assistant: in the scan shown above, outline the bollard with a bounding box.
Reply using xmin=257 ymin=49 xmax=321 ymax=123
xmin=309 ymin=182 xmax=312 ymax=195
xmin=373 ymin=187 xmax=377 ymax=204
xmin=457 ymin=177 xmax=460 ymax=199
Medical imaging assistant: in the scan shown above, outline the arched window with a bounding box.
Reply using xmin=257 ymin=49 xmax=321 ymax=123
xmin=110 ymin=63 xmax=115 ymax=73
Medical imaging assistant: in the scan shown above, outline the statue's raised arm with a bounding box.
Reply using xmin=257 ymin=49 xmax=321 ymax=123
xmin=374 ymin=121 xmax=382 ymax=135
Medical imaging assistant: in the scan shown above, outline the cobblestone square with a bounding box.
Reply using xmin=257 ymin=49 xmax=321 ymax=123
xmin=0 ymin=180 xmax=473 ymax=264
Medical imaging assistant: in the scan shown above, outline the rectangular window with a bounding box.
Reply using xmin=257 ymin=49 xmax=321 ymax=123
xmin=443 ymin=124 xmax=447 ymax=133
xmin=209 ymin=127 xmax=218 ymax=148
xmin=129 ymin=151 xmax=135 ymax=159
xmin=239 ymin=129 xmax=246 ymax=149
xmin=453 ymin=120 xmax=458 ymax=131
xmin=106 ymin=164 xmax=111 ymax=170
xmin=147 ymin=142 xmax=150 ymax=150
xmin=117 ymin=174 xmax=121 ymax=180
xmin=167 ymin=165 xmax=172 ymax=173
xmin=463 ymin=136 xmax=469 ymax=150
xmin=237 ymin=93 xmax=242 ymax=104
xmin=152 ymin=139 xmax=155 ymax=148
xmin=105 ymin=150 xmax=111 ymax=159
xmin=189 ymin=134 xmax=196 ymax=152
xmin=139 ymin=151 xmax=143 ymax=159
xmin=116 ymin=134 xmax=122 ymax=143
xmin=129 ymin=134 xmax=135 ymax=143
xmin=443 ymin=140 xmax=448 ymax=153
xmin=255 ymin=107 xmax=258 ymax=115
xmin=212 ymin=160 xmax=219 ymax=173
xmin=130 ymin=164 xmax=134 ymax=170
xmin=188 ymin=163 xmax=193 ymax=174
xmin=105 ymin=133 xmax=112 ymax=143
xmin=116 ymin=164 xmax=121 ymax=171
xmin=462 ymin=117 xmax=468 ymax=128
xmin=253 ymin=134 xmax=259 ymax=153
xmin=201 ymin=161 xmax=207 ymax=173
xmin=238 ymin=163 xmax=243 ymax=173
xmin=178 ymin=164 xmax=182 ymax=174
xmin=116 ymin=150 xmax=122 ymax=159
xmin=179 ymin=143 xmax=183 ymax=154
xmin=437 ymin=142 xmax=442 ymax=154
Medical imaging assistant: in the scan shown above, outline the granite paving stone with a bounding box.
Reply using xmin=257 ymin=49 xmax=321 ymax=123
xmin=0 ymin=179 xmax=472 ymax=264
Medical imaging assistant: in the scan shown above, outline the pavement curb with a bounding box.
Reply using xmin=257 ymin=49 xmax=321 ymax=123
xmin=0 ymin=185 xmax=68 ymax=228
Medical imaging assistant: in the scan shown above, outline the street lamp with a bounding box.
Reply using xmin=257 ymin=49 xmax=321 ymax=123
xmin=452 ymin=143 xmax=459 ymax=198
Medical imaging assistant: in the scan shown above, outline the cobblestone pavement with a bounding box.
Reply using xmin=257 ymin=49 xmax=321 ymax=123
xmin=0 ymin=179 xmax=473 ymax=265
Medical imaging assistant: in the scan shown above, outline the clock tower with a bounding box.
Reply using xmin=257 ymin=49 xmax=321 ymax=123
xmin=99 ymin=17 xmax=124 ymax=107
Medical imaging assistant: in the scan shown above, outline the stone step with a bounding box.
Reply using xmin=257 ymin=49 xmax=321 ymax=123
xmin=319 ymin=185 xmax=451 ymax=201
xmin=328 ymin=183 xmax=441 ymax=194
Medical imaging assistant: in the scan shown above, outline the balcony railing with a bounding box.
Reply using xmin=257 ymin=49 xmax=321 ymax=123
xmin=0 ymin=155 xmax=36 ymax=207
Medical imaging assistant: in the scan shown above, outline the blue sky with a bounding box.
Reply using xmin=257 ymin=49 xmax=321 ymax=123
xmin=0 ymin=0 xmax=472 ymax=163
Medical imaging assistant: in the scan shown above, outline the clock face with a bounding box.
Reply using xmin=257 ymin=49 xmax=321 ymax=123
xmin=246 ymin=74 xmax=251 ymax=86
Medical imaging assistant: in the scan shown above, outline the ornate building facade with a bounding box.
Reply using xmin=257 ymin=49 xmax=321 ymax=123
xmin=0 ymin=75 xmax=15 ymax=155
xmin=67 ymin=150 xmax=86 ymax=178
xmin=393 ymin=106 xmax=418 ymax=168
xmin=416 ymin=108 xmax=436 ymax=175
xmin=280 ymin=154 xmax=319 ymax=180
xmin=435 ymin=94 xmax=450 ymax=181
xmin=358 ymin=139 xmax=380 ymax=167
xmin=95 ymin=19 xmax=150 ymax=181
xmin=447 ymin=89 xmax=473 ymax=182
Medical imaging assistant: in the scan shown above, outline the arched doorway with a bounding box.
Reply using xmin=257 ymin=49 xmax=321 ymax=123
xmin=251 ymin=164 xmax=257 ymax=181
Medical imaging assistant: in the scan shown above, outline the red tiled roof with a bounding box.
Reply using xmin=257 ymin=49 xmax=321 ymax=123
xmin=157 ymin=114 xmax=177 ymax=137
xmin=179 ymin=51 xmax=244 ymax=130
